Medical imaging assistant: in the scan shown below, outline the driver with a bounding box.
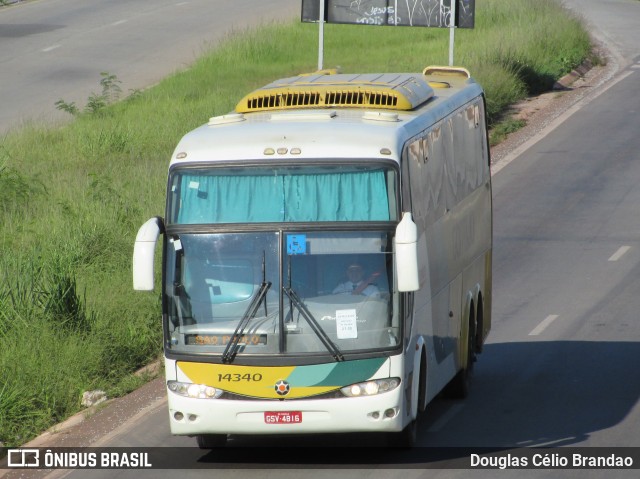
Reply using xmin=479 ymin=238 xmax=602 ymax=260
xmin=332 ymin=263 xmax=380 ymax=297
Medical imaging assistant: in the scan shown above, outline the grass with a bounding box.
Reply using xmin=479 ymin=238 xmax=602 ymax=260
xmin=490 ymin=118 xmax=528 ymax=147
xmin=0 ymin=0 xmax=591 ymax=447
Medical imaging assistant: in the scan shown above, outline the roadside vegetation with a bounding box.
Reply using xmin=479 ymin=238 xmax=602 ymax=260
xmin=0 ymin=0 xmax=591 ymax=447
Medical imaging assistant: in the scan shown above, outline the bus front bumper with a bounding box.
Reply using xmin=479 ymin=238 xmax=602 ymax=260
xmin=167 ymin=387 xmax=406 ymax=436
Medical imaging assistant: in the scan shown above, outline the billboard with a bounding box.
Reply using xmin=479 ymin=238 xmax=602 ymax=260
xmin=302 ymin=0 xmax=475 ymax=29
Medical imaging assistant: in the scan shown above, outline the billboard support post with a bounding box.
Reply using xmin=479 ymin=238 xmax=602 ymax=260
xmin=449 ymin=0 xmax=456 ymax=66
xmin=318 ymin=0 xmax=325 ymax=70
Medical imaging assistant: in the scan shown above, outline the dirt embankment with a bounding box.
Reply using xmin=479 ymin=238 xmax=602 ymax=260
xmin=491 ymin=42 xmax=617 ymax=167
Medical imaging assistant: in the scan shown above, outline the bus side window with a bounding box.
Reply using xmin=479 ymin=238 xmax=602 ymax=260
xmin=400 ymin=152 xmax=412 ymax=214
xmin=442 ymin=118 xmax=457 ymax=211
xmin=426 ymin=127 xmax=446 ymax=223
xmin=407 ymin=139 xmax=425 ymax=229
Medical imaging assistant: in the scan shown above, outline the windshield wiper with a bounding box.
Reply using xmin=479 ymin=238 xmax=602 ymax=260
xmin=221 ymin=281 xmax=271 ymax=363
xmin=283 ymin=287 xmax=344 ymax=362
xmin=222 ymin=251 xmax=271 ymax=364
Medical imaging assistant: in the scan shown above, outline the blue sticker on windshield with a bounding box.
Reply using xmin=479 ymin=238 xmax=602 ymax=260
xmin=287 ymin=235 xmax=307 ymax=255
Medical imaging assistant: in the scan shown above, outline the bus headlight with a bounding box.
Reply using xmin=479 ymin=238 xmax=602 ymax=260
xmin=168 ymin=381 xmax=223 ymax=399
xmin=340 ymin=378 xmax=400 ymax=397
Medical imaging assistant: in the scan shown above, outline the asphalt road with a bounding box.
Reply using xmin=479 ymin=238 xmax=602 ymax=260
xmin=561 ymin=0 xmax=640 ymax=68
xmin=2 ymin=0 xmax=640 ymax=478
xmin=0 ymin=0 xmax=300 ymax=134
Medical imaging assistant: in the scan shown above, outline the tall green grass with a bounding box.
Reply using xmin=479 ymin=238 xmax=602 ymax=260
xmin=0 ymin=0 xmax=590 ymax=447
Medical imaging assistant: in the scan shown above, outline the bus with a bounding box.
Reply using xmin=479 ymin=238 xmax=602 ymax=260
xmin=133 ymin=65 xmax=492 ymax=447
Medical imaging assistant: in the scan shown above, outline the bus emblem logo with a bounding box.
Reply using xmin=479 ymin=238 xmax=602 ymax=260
xmin=274 ymin=380 xmax=290 ymax=396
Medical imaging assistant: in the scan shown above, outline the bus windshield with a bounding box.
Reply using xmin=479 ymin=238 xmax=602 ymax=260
xmin=164 ymin=231 xmax=399 ymax=360
xmin=167 ymin=164 xmax=398 ymax=224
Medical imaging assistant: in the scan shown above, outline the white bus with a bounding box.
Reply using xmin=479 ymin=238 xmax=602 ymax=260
xmin=133 ymin=65 xmax=492 ymax=447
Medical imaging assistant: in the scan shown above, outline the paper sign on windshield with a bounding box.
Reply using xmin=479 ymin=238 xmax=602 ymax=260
xmin=336 ymin=309 xmax=358 ymax=339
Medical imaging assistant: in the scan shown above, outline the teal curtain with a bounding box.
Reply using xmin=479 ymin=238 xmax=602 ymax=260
xmin=176 ymin=175 xmax=283 ymax=223
xmin=175 ymin=170 xmax=390 ymax=224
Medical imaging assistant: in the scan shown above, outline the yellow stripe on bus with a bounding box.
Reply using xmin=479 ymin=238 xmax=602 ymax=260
xmin=177 ymin=362 xmax=337 ymax=399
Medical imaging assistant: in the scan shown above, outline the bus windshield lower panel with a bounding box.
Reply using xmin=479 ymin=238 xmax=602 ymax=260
xmin=164 ymin=231 xmax=399 ymax=359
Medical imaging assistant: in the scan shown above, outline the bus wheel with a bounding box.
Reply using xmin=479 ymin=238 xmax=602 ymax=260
xmin=387 ymin=419 xmax=417 ymax=448
xmin=445 ymin=311 xmax=476 ymax=399
xmin=196 ymin=434 xmax=227 ymax=449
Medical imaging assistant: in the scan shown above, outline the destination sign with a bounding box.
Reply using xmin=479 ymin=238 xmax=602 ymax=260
xmin=185 ymin=334 xmax=267 ymax=346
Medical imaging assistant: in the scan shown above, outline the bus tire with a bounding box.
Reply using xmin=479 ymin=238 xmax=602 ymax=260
xmin=387 ymin=419 xmax=417 ymax=448
xmin=476 ymin=295 xmax=484 ymax=354
xmin=418 ymin=349 xmax=428 ymax=413
xmin=445 ymin=308 xmax=476 ymax=399
xmin=196 ymin=434 xmax=227 ymax=449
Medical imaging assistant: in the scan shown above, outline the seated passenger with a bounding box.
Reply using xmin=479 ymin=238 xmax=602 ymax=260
xmin=332 ymin=263 xmax=380 ymax=297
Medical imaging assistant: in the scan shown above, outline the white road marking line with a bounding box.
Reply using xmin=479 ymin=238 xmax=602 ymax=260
xmin=42 ymin=44 xmax=61 ymax=53
xmin=529 ymin=315 xmax=559 ymax=336
xmin=111 ymin=19 xmax=128 ymax=27
xmin=609 ymin=245 xmax=631 ymax=262
xmin=427 ymin=403 xmax=465 ymax=432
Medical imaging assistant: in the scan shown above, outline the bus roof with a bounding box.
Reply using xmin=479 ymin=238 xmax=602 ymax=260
xmin=169 ymin=66 xmax=484 ymax=167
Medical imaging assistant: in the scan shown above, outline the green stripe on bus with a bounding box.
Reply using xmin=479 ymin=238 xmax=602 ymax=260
xmin=286 ymin=357 xmax=387 ymax=387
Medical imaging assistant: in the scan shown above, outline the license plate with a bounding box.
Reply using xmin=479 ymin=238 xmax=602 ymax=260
xmin=264 ymin=411 xmax=302 ymax=424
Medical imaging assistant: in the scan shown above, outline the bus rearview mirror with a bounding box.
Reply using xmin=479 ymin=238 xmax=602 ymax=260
xmin=133 ymin=217 xmax=164 ymax=291
xmin=395 ymin=212 xmax=419 ymax=292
